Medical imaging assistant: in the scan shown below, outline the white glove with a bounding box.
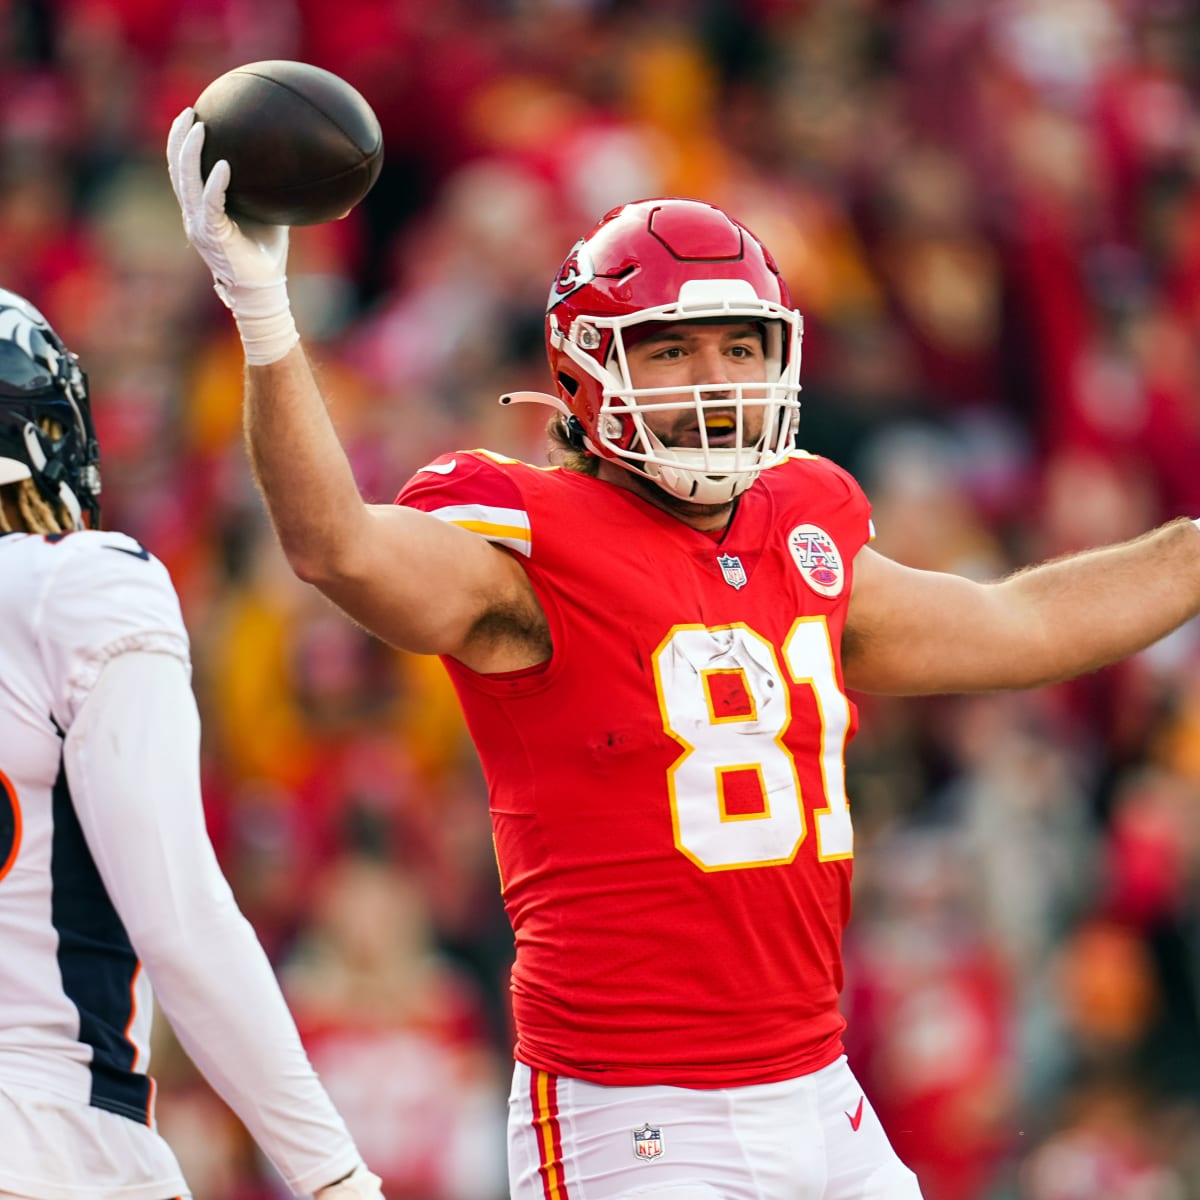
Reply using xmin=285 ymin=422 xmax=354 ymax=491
xmin=314 ymin=1164 xmax=386 ymax=1200
xmin=166 ymin=107 xmax=300 ymax=365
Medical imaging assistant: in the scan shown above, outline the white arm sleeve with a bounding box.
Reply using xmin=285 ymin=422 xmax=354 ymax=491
xmin=63 ymin=650 xmax=364 ymax=1196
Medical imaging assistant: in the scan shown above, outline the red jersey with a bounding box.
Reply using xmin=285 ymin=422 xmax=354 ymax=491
xmin=397 ymin=450 xmax=873 ymax=1088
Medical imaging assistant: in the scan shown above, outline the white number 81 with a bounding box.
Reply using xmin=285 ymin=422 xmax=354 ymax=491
xmin=651 ymin=619 xmax=854 ymax=871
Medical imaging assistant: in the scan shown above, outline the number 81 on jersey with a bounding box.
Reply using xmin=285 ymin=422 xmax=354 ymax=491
xmin=651 ymin=620 xmax=854 ymax=871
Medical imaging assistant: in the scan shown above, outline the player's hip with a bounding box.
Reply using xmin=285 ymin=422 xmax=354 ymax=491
xmin=0 ymin=1081 xmax=187 ymax=1200
xmin=512 ymin=986 xmax=847 ymax=1091
xmin=507 ymin=1056 xmax=923 ymax=1200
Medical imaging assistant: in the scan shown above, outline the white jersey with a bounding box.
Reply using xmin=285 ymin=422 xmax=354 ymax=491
xmin=0 ymin=530 xmax=362 ymax=1199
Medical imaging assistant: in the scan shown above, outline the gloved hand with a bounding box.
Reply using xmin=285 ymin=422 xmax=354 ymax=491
xmin=314 ymin=1164 xmax=386 ymax=1200
xmin=166 ymin=107 xmax=300 ymax=365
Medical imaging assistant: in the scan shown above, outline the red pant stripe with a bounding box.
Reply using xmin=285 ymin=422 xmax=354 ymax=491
xmin=530 ymin=1068 xmax=568 ymax=1200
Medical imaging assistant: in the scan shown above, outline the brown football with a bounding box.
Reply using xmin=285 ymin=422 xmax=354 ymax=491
xmin=193 ymin=60 xmax=383 ymax=226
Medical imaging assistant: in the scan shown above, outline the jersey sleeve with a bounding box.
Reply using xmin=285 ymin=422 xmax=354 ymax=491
xmin=790 ymin=451 xmax=876 ymax=547
xmin=65 ymin=651 xmax=363 ymax=1194
xmin=825 ymin=455 xmax=876 ymax=544
xmin=395 ymin=451 xmax=532 ymax=558
xmin=35 ymin=532 xmax=191 ymax=730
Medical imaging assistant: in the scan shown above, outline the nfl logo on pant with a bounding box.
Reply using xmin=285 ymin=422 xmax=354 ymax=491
xmin=632 ymin=1122 xmax=664 ymax=1161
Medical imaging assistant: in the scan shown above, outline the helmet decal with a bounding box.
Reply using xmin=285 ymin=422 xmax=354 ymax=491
xmin=547 ymin=241 xmax=596 ymax=312
xmin=0 ymin=296 xmax=59 ymax=356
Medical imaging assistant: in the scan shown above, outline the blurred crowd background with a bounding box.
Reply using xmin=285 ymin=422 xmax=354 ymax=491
xmin=5 ymin=0 xmax=1200 ymax=1196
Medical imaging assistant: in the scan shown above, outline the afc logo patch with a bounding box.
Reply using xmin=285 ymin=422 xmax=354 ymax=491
xmin=632 ymin=1122 xmax=665 ymax=1161
xmin=787 ymin=523 xmax=845 ymax=598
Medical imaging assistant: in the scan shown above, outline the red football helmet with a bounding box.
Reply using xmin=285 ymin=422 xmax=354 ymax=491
xmin=542 ymin=198 xmax=803 ymax=504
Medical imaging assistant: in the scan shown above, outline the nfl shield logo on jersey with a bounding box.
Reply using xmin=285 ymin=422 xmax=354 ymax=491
xmin=632 ymin=1122 xmax=665 ymax=1161
xmin=717 ymin=553 xmax=747 ymax=590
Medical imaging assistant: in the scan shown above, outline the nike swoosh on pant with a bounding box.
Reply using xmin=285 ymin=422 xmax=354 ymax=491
xmin=846 ymin=1097 xmax=864 ymax=1132
xmin=417 ymin=459 xmax=457 ymax=475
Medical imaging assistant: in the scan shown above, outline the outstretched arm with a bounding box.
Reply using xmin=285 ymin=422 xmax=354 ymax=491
xmin=242 ymin=349 xmax=541 ymax=665
xmin=844 ymin=518 xmax=1200 ymax=694
xmin=167 ymin=110 xmax=542 ymax=667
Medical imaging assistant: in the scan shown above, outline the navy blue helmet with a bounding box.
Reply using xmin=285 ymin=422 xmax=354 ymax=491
xmin=0 ymin=288 xmax=100 ymax=528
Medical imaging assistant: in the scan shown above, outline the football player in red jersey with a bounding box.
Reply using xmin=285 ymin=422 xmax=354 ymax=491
xmin=170 ymin=108 xmax=1200 ymax=1200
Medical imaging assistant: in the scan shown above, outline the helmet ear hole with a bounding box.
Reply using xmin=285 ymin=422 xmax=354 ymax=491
xmin=557 ymin=372 xmax=580 ymax=397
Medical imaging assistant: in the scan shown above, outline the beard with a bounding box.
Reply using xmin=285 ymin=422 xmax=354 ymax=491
xmin=593 ymin=404 xmax=772 ymax=528
xmin=622 ymin=464 xmax=740 ymax=527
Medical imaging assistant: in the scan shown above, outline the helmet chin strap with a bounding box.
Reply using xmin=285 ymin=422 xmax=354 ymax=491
xmin=643 ymin=446 xmax=754 ymax=506
xmin=56 ymin=480 xmax=83 ymax=529
xmin=20 ymin=418 xmax=84 ymax=530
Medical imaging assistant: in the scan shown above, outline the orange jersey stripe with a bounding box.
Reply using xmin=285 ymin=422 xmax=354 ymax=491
xmin=124 ymin=962 xmax=143 ymax=1069
xmin=0 ymin=769 xmax=22 ymax=884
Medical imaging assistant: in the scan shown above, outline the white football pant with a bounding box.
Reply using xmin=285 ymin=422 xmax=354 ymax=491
xmin=508 ymin=1055 xmax=923 ymax=1200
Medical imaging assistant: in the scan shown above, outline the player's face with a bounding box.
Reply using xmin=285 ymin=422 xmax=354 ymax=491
xmin=623 ymin=321 xmax=768 ymax=448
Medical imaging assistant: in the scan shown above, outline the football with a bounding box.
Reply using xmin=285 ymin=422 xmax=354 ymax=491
xmin=193 ymin=60 xmax=384 ymax=226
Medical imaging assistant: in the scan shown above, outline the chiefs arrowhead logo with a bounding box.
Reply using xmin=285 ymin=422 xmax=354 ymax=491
xmin=547 ymin=240 xmax=596 ymax=311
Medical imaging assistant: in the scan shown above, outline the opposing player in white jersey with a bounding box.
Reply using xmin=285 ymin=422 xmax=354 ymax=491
xmin=0 ymin=287 xmax=385 ymax=1200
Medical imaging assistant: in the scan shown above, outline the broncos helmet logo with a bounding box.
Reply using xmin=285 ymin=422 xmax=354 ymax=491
xmin=0 ymin=292 xmax=80 ymax=400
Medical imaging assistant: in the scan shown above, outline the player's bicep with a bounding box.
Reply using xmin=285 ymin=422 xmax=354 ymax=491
xmin=318 ymin=501 xmax=538 ymax=657
xmin=843 ymin=546 xmax=1036 ymax=695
